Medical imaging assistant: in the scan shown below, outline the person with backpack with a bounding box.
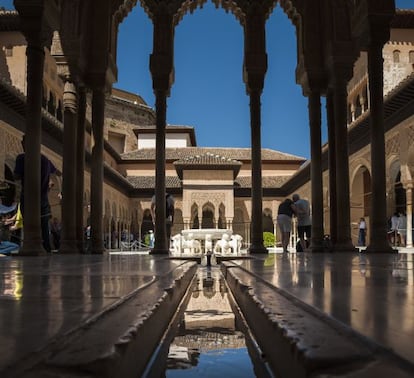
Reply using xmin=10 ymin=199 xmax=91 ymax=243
xmin=151 ymin=192 xmax=175 ymax=250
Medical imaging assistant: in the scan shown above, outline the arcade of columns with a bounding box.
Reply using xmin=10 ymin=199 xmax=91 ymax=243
xmin=14 ymin=0 xmax=396 ymax=255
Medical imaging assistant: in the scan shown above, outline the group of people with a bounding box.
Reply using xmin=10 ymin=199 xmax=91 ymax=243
xmin=277 ymin=193 xmax=311 ymax=253
xmin=0 ymin=135 xmax=61 ymax=254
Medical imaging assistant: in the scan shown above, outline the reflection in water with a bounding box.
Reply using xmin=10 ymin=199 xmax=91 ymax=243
xmin=163 ymin=268 xmax=256 ymax=377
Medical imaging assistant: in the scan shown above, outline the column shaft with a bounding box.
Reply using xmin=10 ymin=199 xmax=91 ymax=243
xmin=326 ymin=91 xmax=337 ymax=245
xmin=152 ymin=91 xmax=168 ymax=254
xmin=20 ymin=43 xmax=45 ymax=255
xmin=75 ymin=87 xmax=86 ymax=252
xmin=308 ymin=92 xmax=324 ymax=251
xmin=365 ymin=43 xmax=394 ymax=253
xmin=406 ymin=188 xmax=413 ymax=248
xmin=249 ymin=90 xmax=266 ymax=254
xmin=333 ymin=80 xmax=355 ymax=251
xmin=90 ymin=88 xmax=105 ymax=254
xmin=60 ymin=81 xmax=78 ymax=253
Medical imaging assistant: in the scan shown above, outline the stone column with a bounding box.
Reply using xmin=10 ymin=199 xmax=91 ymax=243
xmin=332 ymin=78 xmax=355 ymax=251
xmin=244 ymin=9 xmax=267 ymax=254
xmin=90 ymin=87 xmax=105 ymax=254
xmin=152 ymin=91 xmax=168 ymax=253
xmin=326 ymin=90 xmax=337 ymax=245
xmin=406 ymin=187 xmax=413 ymax=248
xmin=365 ymin=40 xmax=394 ymax=253
xmin=76 ymin=87 xmax=86 ymax=252
xmin=20 ymin=37 xmax=45 ymax=255
xmin=308 ymin=91 xmax=324 ymax=252
xmin=60 ymin=80 xmax=78 ymax=254
xmin=249 ymin=90 xmax=266 ymax=253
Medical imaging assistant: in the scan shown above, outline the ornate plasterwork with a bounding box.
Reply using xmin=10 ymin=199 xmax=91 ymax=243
xmin=190 ymin=191 xmax=225 ymax=209
xmin=385 ymin=133 xmax=401 ymax=155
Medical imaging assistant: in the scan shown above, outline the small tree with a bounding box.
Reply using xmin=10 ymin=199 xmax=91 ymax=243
xmin=263 ymin=231 xmax=275 ymax=248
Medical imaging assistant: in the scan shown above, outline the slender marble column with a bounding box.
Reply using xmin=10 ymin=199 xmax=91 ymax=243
xmin=365 ymin=42 xmax=394 ymax=253
xmin=75 ymin=87 xmax=86 ymax=253
xmin=60 ymin=80 xmax=78 ymax=254
xmin=249 ymin=90 xmax=267 ymax=254
xmin=308 ymin=92 xmax=324 ymax=252
xmin=152 ymin=91 xmax=168 ymax=254
xmin=333 ymin=79 xmax=355 ymax=251
xmin=326 ymin=91 xmax=337 ymax=245
xmin=20 ymin=42 xmax=45 ymax=255
xmin=90 ymin=88 xmax=105 ymax=254
xmin=406 ymin=187 xmax=413 ymax=248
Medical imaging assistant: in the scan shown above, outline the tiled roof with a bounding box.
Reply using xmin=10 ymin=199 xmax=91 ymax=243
xmin=173 ymin=152 xmax=242 ymax=166
xmin=125 ymin=175 xmax=291 ymax=189
xmin=121 ymin=147 xmax=305 ymax=162
xmin=235 ymin=176 xmax=291 ymax=188
xmin=173 ymin=152 xmax=242 ymax=179
xmin=126 ymin=176 xmax=182 ymax=189
xmin=0 ymin=10 xmax=19 ymax=32
xmin=392 ymin=9 xmax=414 ymax=28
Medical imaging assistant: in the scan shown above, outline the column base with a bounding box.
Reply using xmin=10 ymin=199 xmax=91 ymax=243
xmin=364 ymin=243 xmax=397 ymax=254
xmin=249 ymin=245 xmax=268 ymax=254
xmin=19 ymin=241 xmax=46 ymax=256
xmin=59 ymin=240 xmax=79 ymax=254
xmin=332 ymin=240 xmax=358 ymax=253
xmin=150 ymin=248 xmax=169 ymax=255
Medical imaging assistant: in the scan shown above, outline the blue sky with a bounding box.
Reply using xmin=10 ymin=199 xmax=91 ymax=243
xmin=2 ymin=0 xmax=413 ymax=158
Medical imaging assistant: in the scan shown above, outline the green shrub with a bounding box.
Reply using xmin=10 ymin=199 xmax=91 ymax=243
xmin=263 ymin=231 xmax=275 ymax=247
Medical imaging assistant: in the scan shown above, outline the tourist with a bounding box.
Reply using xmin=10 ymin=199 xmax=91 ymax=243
xmin=398 ymin=211 xmax=407 ymax=247
xmin=292 ymin=193 xmax=311 ymax=252
xmin=390 ymin=212 xmax=400 ymax=246
xmin=277 ymin=198 xmax=295 ymax=253
xmin=358 ymin=217 xmax=366 ymax=247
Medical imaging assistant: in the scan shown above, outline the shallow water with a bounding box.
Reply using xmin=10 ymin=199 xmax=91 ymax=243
xmin=163 ymin=268 xmax=257 ymax=377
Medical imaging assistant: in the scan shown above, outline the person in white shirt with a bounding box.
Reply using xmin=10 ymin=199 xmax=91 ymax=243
xmin=358 ymin=217 xmax=366 ymax=246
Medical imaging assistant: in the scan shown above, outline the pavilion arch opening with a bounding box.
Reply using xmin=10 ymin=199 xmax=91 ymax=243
xmin=201 ymin=203 xmax=215 ymax=229
xmin=191 ymin=203 xmax=199 ymax=229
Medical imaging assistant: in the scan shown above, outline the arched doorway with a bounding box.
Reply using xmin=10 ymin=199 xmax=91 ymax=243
xmin=351 ymin=165 xmax=371 ymax=243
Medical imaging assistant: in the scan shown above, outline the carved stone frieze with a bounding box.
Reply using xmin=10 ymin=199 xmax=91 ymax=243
xmin=385 ymin=133 xmax=400 ymax=155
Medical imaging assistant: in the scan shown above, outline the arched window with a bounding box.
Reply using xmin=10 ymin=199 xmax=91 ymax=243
xmin=393 ymin=50 xmax=400 ymax=63
xmin=409 ymin=50 xmax=414 ymax=64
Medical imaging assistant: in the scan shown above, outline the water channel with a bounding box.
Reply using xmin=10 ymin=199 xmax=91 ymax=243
xmin=144 ymin=267 xmax=275 ymax=377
